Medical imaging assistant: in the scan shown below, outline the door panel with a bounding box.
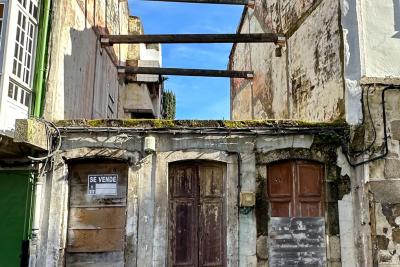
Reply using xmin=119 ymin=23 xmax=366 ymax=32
xmin=299 ymin=201 xmax=322 ymax=217
xmin=170 ymin=165 xmax=198 ymax=267
xmin=172 ymin=167 xmax=196 ymax=198
xmin=199 ymin=202 xmax=223 ymax=267
xmin=171 ymin=201 xmax=197 ymax=266
xmin=296 ymin=163 xmax=322 ymax=197
xmin=268 ymin=161 xmax=293 ymax=217
xmin=267 ymin=160 xmax=324 ymax=218
xmin=267 ymin=162 xmax=292 ymax=198
xmin=270 ymin=201 xmax=291 ymax=217
xmin=169 ymin=162 xmax=225 ymax=267
xmin=200 ymin=166 xmax=223 ymax=198
xmin=66 ymin=161 xmax=128 ymax=266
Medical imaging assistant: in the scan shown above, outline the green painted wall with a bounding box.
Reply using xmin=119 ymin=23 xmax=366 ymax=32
xmin=0 ymin=171 xmax=33 ymax=267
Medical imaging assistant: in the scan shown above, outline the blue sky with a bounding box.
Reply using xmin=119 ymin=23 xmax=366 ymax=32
xmin=128 ymin=1 xmax=243 ymax=119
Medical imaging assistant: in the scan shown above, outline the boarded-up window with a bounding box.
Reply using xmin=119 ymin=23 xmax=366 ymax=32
xmin=169 ymin=162 xmax=226 ymax=267
xmin=267 ymin=160 xmax=324 ymax=217
xmin=66 ymin=161 xmax=128 ymax=266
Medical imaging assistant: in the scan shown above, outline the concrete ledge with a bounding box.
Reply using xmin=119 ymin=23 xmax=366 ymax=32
xmin=55 ymin=119 xmax=348 ymax=129
xmin=14 ymin=119 xmax=48 ymax=151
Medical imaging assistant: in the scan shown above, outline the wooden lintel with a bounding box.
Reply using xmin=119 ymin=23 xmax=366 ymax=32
xmin=119 ymin=66 xmax=254 ymax=78
xmin=145 ymin=0 xmax=251 ymax=5
xmin=101 ymin=33 xmax=284 ymax=45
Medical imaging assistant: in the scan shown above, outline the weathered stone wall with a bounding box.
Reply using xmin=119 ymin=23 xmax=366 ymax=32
xmin=230 ymin=0 xmax=345 ymax=122
xmin=32 ymin=122 xmax=351 ymax=266
xmin=43 ymin=0 xmax=130 ymax=120
xmin=360 ymin=86 xmax=400 ymax=266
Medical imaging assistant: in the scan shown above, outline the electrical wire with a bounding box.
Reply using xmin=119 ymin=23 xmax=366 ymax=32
xmin=350 ymin=85 xmax=377 ymax=157
xmin=343 ymin=85 xmax=400 ymax=167
xmin=27 ymin=119 xmax=62 ymax=161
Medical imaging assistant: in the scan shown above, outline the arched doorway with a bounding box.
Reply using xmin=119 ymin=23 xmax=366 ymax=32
xmin=168 ymin=161 xmax=226 ymax=267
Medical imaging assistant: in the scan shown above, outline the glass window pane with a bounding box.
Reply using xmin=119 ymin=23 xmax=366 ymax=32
xmin=25 ymin=91 xmax=31 ymax=106
xmin=8 ymin=83 xmax=13 ymax=98
xmin=13 ymin=85 xmax=18 ymax=100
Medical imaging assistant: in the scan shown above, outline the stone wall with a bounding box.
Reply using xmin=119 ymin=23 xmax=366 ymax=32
xmin=362 ymin=86 xmax=400 ymax=266
xmin=32 ymin=121 xmax=351 ymax=266
xmin=230 ymin=0 xmax=344 ymax=122
xmin=43 ymin=0 xmax=130 ymax=120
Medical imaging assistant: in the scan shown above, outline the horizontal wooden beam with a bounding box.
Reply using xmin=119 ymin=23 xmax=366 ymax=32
xmin=145 ymin=0 xmax=253 ymax=5
xmin=118 ymin=66 xmax=254 ymax=78
xmin=101 ymin=33 xmax=285 ymax=45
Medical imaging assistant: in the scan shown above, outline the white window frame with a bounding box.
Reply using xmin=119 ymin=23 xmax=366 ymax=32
xmin=0 ymin=0 xmax=39 ymax=131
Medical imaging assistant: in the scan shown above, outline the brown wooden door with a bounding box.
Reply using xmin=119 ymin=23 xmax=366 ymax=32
xmin=66 ymin=160 xmax=128 ymax=266
xmin=267 ymin=160 xmax=324 ymax=217
xmin=169 ymin=162 xmax=225 ymax=267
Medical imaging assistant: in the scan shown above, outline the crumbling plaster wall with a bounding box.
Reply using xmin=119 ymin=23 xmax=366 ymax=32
xmin=361 ymin=86 xmax=400 ymax=266
xmin=35 ymin=128 xmax=350 ymax=266
xmin=230 ymin=0 xmax=345 ymax=122
xmin=44 ymin=0 xmax=129 ymax=120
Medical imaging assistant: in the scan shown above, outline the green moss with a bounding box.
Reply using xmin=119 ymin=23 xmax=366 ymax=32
xmin=55 ymin=119 xmax=348 ymax=129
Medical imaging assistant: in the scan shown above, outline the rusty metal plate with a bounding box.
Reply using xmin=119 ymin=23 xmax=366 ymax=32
xmin=268 ymin=217 xmax=327 ymax=267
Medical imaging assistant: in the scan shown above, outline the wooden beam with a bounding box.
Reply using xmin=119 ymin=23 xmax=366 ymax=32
xmin=101 ymin=33 xmax=285 ymax=45
xmin=145 ymin=0 xmax=253 ymax=5
xmin=118 ymin=67 xmax=254 ymax=78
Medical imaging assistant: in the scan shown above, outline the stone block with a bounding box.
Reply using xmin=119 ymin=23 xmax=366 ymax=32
xmin=256 ymin=235 xmax=268 ymax=260
xmin=257 ymin=260 xmax=268 ymax=267
xmin=392 ymin=120 xmax=400 ymax=140
xmin=14 ymin=119 xmax=48 ymax=151
xmin=384 ymin=159 xmax=400 ymax=179
xmin=370 ymin=181 xmax=400 ymax=203
xmin=329 ymin=236 xmax=341 ymax=260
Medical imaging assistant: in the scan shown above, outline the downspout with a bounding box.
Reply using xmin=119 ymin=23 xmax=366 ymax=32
xmin=32 ymin=0 xmax=52 ymax=117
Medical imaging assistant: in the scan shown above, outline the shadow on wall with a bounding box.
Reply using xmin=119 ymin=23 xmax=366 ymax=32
xmin=64 ymin=26 xmax=120 ymax=119
xmin=344 ymin=0 xmax=361 ymax=79
xmin=394 ymin=0 xmax=400 ymax=38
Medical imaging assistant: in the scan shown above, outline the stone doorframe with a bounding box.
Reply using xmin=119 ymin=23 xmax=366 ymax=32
xmin=256 ymin=147 xmax=351 ymax=267
xmin=127 ymin=149 xmax=251 ymax=267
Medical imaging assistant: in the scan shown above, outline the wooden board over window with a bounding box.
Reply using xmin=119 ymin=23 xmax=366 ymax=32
xmin=169 ymin=161 xmax=226 ymax=267
xmin=267 ymin=160 xmax=324 ymax=217
xmin=66 ymin=160 xmax=128 ymax=266
xmin=268 ymin=217 xmax=327 ymax=266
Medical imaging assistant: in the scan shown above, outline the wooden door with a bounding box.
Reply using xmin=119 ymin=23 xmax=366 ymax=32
xmin=66 ymin=160 xmax=128 ymax=267
xmin=267 ymin=160 xmax=324 ymax=217
xmin=169 ymin=162 xmax=225 ymax=267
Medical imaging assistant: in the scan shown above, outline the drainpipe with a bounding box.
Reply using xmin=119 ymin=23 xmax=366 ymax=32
xmin=32 ymin=0 xmax=51 ymax=117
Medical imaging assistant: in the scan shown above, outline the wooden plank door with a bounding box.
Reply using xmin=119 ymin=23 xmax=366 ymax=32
xmin=169 ymin=165 xmax=198 ymax=267
xmin=267 ymin=160 xmax=324 ymax=217
xmin=66 ymin=161 xmax=128 ymax=267
xmin=199 ymin=165 xmax=225 ymax=267
xmin=169 ymin=162 xmax=225 ymax=267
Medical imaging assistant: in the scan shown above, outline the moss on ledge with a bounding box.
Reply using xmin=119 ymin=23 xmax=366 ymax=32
xmin=56 ymin=118 xmax=348 ymax=129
